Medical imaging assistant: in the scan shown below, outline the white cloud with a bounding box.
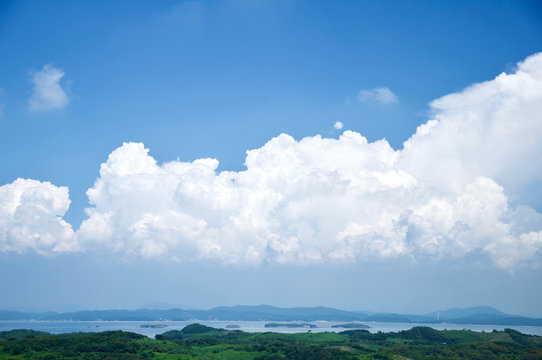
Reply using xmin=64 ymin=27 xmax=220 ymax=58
xmin=358 ymin=86 xmax=398 ymax=104
xmin=401 ymin=52 xmax=542 ymax=201
xmin=75 ymin=136 xmax=542 ymax=268
xmin=334 ymin=121 xmax=344 ymax=130
xmin=0 ymin=179 xmax=77 ymax=254
xmin=78 ymin=134 xmax=414 ymax=264
xmin=2 ymin=53 xmax=542 ymax=269
xmin=28 ymin=64 xmax=69 ymax=111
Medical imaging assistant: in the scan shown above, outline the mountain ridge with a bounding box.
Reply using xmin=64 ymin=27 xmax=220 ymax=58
xmin=1 ymin=305 xmax=540 ymax=326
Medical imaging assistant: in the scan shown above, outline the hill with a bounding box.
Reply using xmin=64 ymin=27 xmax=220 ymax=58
xmin=1 ymin=326 xmax=542 ymax=359
xmin=1 ymin=305 xmax=541 ymax=326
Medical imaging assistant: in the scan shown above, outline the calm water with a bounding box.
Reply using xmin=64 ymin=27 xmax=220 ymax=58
xmin=1 ymin=320 xmax=542 ymax=338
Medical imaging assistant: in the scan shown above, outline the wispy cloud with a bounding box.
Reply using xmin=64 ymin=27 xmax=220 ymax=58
xmin=28 ymin=64 xmax=69 ymax=112
xmin=334 ymin=121 xmax=344 ymax=130
xmin=358 ymin=86 xmax=397 ymax=104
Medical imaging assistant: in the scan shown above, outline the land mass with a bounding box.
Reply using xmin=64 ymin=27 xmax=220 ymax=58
xmin=1 ymin=324 xmax=541 ymax=359
xmin=140 ymin=324 xmax=167 ymax=329
xmin=1 ymin=305 xmax=541 ymax=326
xmin=332 ymin=323 xmax=371 ymax=329
xmin=265 ymin=322 xmax=318 ymax=328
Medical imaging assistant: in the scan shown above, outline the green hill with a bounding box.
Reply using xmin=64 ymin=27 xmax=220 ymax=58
xmin=1 ymin=325 xmax=541 ymax=359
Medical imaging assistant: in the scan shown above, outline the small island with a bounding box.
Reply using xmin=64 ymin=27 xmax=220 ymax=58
xmin=140 ymin=324 xmax=168 ymax=329
xmin=265 ymin=322 xmax=317 ymax=328
xmin=331 ymin=323 xmax=370 ymax=329
xmin=225 ymin=324 xmax=240 ymax=329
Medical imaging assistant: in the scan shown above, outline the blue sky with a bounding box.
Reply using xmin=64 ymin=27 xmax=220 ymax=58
xmin=1 ymin=0 xmax=542 ymax=315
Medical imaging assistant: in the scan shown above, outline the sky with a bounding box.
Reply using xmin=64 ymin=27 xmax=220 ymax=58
xmin=1 ymin=0 xmax=542 ymax=316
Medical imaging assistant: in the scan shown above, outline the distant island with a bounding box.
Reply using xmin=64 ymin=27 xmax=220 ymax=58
xmin=332 ymin=322 xmax=370 ymax=329
xmin=265 ymin=322 xmax=317 ymax=328
xmin=1 ymin=305 xmax=541 ymax=326
xmin=225 ymin=324 xmax=240 ymax=329
xmin=140 ymin=324 xmax=167 ymax=329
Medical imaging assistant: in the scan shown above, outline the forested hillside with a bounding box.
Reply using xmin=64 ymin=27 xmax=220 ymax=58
xmin=1 ymin=325 xmax=541 ymax=359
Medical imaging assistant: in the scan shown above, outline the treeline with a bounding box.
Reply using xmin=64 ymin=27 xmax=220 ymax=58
xmin=1 ymin=325 xmax=541 ymax=359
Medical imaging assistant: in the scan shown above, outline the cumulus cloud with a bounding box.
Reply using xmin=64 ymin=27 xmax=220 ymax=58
xmin=28 ymin=64 xmax=69 ymax=111
xmin=2 ymin=53 xmax=542 ymax=269
xmin=358 ymin=86 xmax=398 ymax=104
xmin=0 ymin=179 xmax=76 ymax=254
xmin=76 ymin=137 xmax=541 ymax=268
xmin=334 ymin=121 xmax=344 ymax=130
xmin=401 ymin=53 xmax=542 ymax=201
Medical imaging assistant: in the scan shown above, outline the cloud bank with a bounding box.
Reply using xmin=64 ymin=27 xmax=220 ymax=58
xmin=2 ymin=53 xmax=542 ymax=269
xmin=28 ymin=64 xmax=69 ymax=111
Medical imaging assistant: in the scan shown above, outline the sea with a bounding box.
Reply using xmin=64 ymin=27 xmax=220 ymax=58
xmin=1 ymin=320 xmax=542 ymax=338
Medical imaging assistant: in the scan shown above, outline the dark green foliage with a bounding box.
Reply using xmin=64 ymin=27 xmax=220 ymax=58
xmin=1 ymin=325 xmax=541 ymax=359
xmin=158 ymin=324 xmax=248 ymax=341
xmin=341 ymin=329 xmax=388 ymax=342
xmin=283 ymin=345 xmax=358 ymax=360
xmin=503 ymin=327 xmax=542 ymax=346
xmin=391 ymin=341 xmax=542 ymax=359
xmin=254 ymin=355 xmax=283 ymax=360
xmin=156 ymin=323 xmax=226 ymax=340
xmin=0 ymin=329 xmax=51 ymax=340
xmin=0 ymin=330 xmax=148 ymax=359
xmin=396 ymin=326 xmax=451 ymax=343
xmin=179 ymin=323 xmax=217 ymax=334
